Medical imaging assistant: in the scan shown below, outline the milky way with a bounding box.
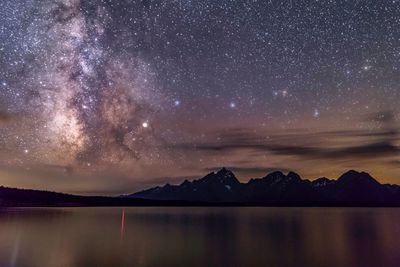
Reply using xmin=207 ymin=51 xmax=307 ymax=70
xmin=1 ymin=0 xmax=164 ymax=171
xmin=0 ymin=0 xmax=399 ymax=194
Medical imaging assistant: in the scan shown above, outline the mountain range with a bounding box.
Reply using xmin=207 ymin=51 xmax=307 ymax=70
xmin=130 ymin=168 xmax=400 ymax=206
xmin=1 ymin=168 xmax=400 ymax=207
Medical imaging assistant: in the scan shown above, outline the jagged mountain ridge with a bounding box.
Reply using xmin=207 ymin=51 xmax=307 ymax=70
xmin=131 ymin=168 xmax=400 ymax=204
xmin=1 ymin=168 xmax=400 ymax=206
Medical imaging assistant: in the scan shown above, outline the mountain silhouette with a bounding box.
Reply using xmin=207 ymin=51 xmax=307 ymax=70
xmin=133 ymin=168 xmax=242 ymax=202
xmin=2 ymin=169 xmax=400 ymax=207
xmin=131 ymin=168 xmax=400 ymax=205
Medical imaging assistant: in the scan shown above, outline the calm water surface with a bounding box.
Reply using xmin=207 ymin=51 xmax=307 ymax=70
xmin=0 ymin=207 xmax=399 ymax=267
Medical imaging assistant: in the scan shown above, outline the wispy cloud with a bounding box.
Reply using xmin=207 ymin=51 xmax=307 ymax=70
xmin=169 ymin=111 xmax=400 ymax=162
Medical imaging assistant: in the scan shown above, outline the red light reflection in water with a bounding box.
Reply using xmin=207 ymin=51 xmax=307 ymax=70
xmin=120 ymin=208 xmax=125 ymax=241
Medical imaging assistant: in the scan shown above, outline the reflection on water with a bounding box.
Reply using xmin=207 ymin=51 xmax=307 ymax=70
xmin=0 ymin=207 xmax=399 ymax=267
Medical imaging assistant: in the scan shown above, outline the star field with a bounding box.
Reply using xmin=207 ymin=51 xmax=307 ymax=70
xmin=0 ymin=0 xmax=399 ymax=194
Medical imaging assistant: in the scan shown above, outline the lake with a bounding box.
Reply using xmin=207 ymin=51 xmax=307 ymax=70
xmin=0 ymin=207 xmax=399 ymax=267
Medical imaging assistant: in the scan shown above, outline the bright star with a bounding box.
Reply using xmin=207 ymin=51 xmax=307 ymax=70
xmin=313 ymin=109 xmax=320 ymax=118
xmin=362 ymin=65 xmax=372 ymax=71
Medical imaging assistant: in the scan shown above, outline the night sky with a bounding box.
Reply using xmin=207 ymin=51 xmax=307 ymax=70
xmin=0 ymin=0 xmax=399 ymax=194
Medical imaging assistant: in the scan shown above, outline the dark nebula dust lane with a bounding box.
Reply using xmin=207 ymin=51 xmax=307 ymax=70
xmin=0 ymin=0 xmax=399 ymax=194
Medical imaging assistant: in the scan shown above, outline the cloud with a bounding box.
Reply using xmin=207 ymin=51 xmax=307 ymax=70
xmin=170 ymin=123 xmax=400 ymax=161
xmin=266 ymin=141 xmax=399 ymax=160
xmin=388 ymin=160 xmax=400 ymax=167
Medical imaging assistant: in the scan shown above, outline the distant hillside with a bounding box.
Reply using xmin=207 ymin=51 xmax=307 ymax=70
xmin=0 ymin=186 xmax=164 ymax=207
